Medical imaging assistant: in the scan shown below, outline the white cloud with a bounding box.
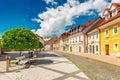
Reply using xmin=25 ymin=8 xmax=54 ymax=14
xmin=111 ymin=0 xmax=120 ymax=3
xmin=34 ymin=0 xmax=110 ymax=39
xmin=44 ymin=0 xmax=57 ymax=5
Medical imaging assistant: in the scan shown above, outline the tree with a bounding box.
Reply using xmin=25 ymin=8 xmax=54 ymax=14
xmin=39 ymin=42 xmax=44 ymax=49
xmin=1 ymin=28 xmax=39 ymax=56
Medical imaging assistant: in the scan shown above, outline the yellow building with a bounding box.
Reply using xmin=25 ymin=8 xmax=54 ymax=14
xmin=53 ymin=37 xmax=60 ymax=51
xmin=99 ymin=3 xmax=120 ymax=55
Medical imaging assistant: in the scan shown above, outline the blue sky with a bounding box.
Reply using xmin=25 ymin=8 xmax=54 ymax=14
xmin=0 ymin=0 xmax=119 ymax=39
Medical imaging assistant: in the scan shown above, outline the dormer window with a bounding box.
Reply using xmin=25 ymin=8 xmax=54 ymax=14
xmin=79 ymin=27 xmax=83 ymax=31
xmin=76 ymin=29 xmax=78 ymax=33
xmin=105 ymin=14 xmax=110 ymax=20
xmin=112 ymin=9 xmax=117 ymax=16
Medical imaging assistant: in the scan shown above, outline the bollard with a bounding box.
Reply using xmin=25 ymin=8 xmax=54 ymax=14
xmin=5 ymin=55 xmax=11 ymax=72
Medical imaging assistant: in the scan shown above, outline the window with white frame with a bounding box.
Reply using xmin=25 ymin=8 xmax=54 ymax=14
xmin=96 ymin=33 xmax=98 ymax=39
xmin=113 ymin=26 xmax=118 ymax=35
xmin=105 ymin=29 xmax=109 ymax=37
xmin=79 ymin=36 xmax=81 ymax=42
xmin=105 ymin=14 xmax=110 ymax=20
xmin=114 ymin=43 xmax=118 ymax=50
xmin=112 ymin=9 xmax=117 ymax=16
xmin=76 ymin=29 xmax=78 ymax=33
xmin=96 ymin=45 xmax=98 ymax=51
xmin=79 ymin=27 xmax=83 ymax=31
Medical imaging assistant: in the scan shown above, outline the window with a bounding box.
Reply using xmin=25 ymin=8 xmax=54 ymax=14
xmin=79 ymin=36 xmax=81 ymax=42
xmin=112 ymin=9 xmax=117 ymax=16
xmin=79 ymin=46 xmax=81 ymax=52
xmin=113 ymin=26 xmax=118 ymax=35
xmin=105 ymin=14 xmax=110 ymax=20
xmin=79 ymin=27 xmax=83 ymax=31
xmin=96 ymin=33 xmax=98 ymax=39
xmin=105 ymin=29 xmax=109 ymax=37
xmin=114 ymin=43 xmax=118 ymax=50
xmin=76 ymin=29 xmax=78 ymax=33
xmin=96 ymin=45 xmax=98 ymax=51
xmin=89 ymin=45 xmax=92 ymax=53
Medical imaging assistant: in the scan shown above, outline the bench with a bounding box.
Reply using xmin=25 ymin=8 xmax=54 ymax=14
xmin=16 ymin=53 xmax=38 ymax=65
xmin=16 ymin=56 xmax=27 ymax=65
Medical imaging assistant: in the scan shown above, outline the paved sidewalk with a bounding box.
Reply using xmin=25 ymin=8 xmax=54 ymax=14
xmin=60 ymin=51 xmax=120 ymax=66
xmin=0 ymin=51 xmax=90 ymax=80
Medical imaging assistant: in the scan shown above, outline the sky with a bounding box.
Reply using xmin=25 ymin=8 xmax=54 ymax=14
xmin=0 ymin=0 xmax=120 ymax=39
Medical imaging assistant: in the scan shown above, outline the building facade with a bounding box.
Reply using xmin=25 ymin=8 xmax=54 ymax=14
xmin=87 ymin=29 xmax=100 ymax=54
xmin=68 ymin=26 xmax=84 ymax=53
xmin=53 ymin=37 xmax=60 ymax=51
xmin=45 ymin=38 xmax=56 ymax=51
xmin=46 ymin=3 xmax=120 ymax=56
xmin=99 ymin=3 xmax=120 ymax=55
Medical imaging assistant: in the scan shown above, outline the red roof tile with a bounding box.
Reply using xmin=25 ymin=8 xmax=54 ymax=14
xmin=89 ymin=3 xmax=120 ymax=32
xmin=102 ymin=8 xmax=111 ymax=16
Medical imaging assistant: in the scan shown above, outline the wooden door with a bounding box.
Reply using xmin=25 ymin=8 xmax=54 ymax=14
xmin=105 ymin=45 xmax=109 ymax=55
xmin=70 ymin=47 xmax=72 ymax=52
xmin=79 ymin=46 xmax=81 ymax=52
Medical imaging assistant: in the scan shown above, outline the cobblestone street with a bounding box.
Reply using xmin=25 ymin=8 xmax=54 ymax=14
xmin=0 ymin=51 xmax=90 ymax=80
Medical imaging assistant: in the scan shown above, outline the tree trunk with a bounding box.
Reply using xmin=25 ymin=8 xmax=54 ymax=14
xmin=20 ymin=49 xmax=22 ymax=57
xmin=0 ymin=46 xmax=1 ymax=56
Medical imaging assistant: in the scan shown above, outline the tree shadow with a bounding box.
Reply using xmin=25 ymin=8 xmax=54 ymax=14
xmin=37 ymin=53 xmax=60 ymax=58
xmin=24 ymin=59 xmax=53 ymax=69
xmin=0 ymin=51 xmax=29 ymax=61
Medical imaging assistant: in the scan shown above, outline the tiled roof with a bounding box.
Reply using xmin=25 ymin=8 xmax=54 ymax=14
xmin=88 ymin=3 xmax=120 ymax=32
xmin=83 ymin=17 xmax=102 ymax=34
xmin=55 ymin=37 xmax=60 ymax=43
xmin=110 ymin=3 xmax=120 ymax=9
xmin=60 ymin=32 xmax=69 ymax=39
xmin=45 ymin=38 xmax=56 ymax=45
xmin=60 ymin=3 xmax=120 ymax=37
xmin=102 ymin=8 xmax=111 ymax=16
xmin=99 ymin=12 xmax=120 ymax=27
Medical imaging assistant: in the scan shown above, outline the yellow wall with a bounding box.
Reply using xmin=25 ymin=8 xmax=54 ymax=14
xmin=100 ymin=22 xmax=120 ymax=55
xmin=53 ymin=43 xmax=60 ymax=50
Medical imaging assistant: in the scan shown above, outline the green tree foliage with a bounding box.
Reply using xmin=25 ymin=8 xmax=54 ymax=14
xmin=39 ymin=42 xmax=44 ymax=49
xmin=1 ymin=28 xmax=39 ymax=50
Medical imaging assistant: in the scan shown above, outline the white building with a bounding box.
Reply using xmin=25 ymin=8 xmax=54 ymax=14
xmin=68 ymin=26 xmax=84 ymax=53
xmin=87 ymin=30 xmax=100 ymax=54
